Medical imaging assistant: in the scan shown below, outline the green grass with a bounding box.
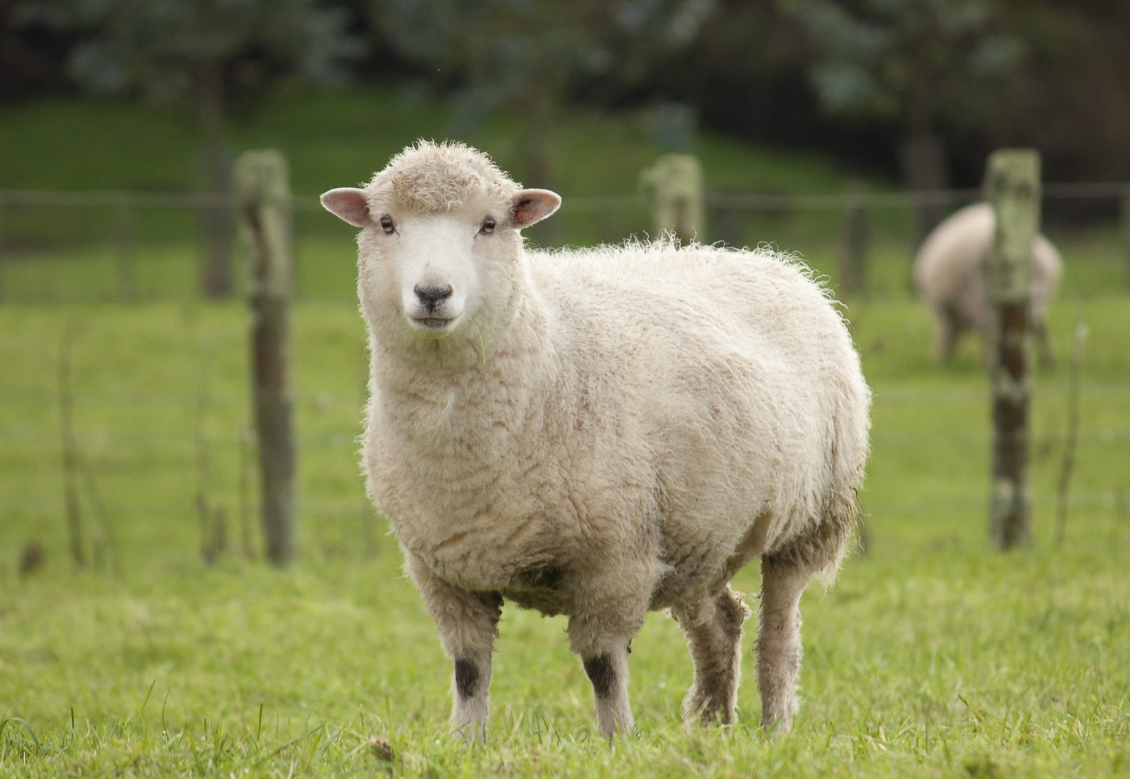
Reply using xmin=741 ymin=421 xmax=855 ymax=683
xmin=1 ymin=291 xmax=1129 ymax=777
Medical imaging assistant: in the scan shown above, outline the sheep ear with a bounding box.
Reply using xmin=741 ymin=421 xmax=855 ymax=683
xmin=511 ymin=189 xmax=561 ymax=230
xmin=320 ymin=187 xmax=372 ymax=227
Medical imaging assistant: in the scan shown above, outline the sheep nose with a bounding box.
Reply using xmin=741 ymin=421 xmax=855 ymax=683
xmin=414 ymin=284 xmax=453 ymax=309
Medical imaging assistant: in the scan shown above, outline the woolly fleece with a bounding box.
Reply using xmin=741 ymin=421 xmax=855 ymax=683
xmin=324 ymin=141 xmax=872 ymax=739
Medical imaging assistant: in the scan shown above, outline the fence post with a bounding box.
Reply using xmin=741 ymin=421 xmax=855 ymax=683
xmin=837 ymin=180 xmax=871 ymax=298
xmin=985 ymin=148 xmax=1039 ymax=550
xmin=237 ymin=150 xmax=296 ymax=566
xmin=640 ymin=154 xmax=705 ymax=245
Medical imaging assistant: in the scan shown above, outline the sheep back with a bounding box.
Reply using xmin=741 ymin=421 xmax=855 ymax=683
xmin=914 ymin=203 xmax=1062 ymax=334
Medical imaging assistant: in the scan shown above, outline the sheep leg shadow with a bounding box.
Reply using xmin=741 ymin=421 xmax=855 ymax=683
xmin=756 ymin=554 xmax=810 ymax=735
xmin=675 ymin=587 xmax=751 ymax=726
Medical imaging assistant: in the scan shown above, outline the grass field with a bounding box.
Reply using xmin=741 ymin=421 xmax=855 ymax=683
xmin=3 ymin=90 xmax=1130 ymax=776
xmin=1 ymin=291 xmax=1128 ymax=777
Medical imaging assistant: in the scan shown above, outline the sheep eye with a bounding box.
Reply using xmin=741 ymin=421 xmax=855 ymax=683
xmin=379 ymin=215 xmax=395 ymax=235
xmin=480 ymin=217 xmax=496 ymax=235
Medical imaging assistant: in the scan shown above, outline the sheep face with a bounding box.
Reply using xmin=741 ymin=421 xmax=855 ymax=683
xmin=321 ymin=143 xmax=560 ymax=351
xmin=365 ymin=207 xmax=494 ymax=340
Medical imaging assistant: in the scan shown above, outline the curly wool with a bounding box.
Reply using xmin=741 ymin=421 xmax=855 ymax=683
xmin=331 ymin=141 xmax=872 ymax=739
xmin=364 ymin=140 xmax=521 ymax=215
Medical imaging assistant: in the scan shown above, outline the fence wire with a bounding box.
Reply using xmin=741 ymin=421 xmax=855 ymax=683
xmin=1 ymin=182 xmax=1128 ymax=303
xmin=1 ymin=183 xmax=1128 ymax=564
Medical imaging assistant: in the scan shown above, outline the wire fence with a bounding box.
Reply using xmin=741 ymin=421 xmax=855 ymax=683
xmin=1 ymin=380 xmax=1127 ymax=537
xmin=1 ymin=182 xmax=1128 ymax=302
xmin=2 ymin=181 xmax=1129 ymax=570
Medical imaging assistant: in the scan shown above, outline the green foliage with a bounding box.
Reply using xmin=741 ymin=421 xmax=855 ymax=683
xmin=372 ymin=0 xmax=715 ymax=178
xmin=15 ymin=0 xmax=362 ymax=105
xmin=784 ymin=0 xmax=1021 ymax=129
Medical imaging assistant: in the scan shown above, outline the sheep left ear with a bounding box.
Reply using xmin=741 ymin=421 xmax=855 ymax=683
xmin=511 ymin=189 xmax=561 ymax=230
xmin=321 ymin=187 xmax=372 ymax=228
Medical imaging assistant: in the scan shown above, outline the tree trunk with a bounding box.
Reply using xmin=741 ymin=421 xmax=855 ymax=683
xmin=517 ymin=82 xmax=560 ymax=247
xmin=902 ymin=123 xmax=949 ymax=245
xmin=199 ymin=59 xmax=235 ymax=298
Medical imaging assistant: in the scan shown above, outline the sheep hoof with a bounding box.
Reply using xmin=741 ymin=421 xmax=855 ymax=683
xmin=452 ymin=722 xmax=487 ymax=744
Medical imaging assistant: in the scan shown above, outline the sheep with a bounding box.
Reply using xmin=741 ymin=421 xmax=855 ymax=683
xmin=320 ymin=141 xmax=871 ymax=741
xmin=913 ymin=202 xmax=1062 ymax=365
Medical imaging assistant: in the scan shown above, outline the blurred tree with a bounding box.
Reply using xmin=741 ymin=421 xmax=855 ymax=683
xmin=782 ymin=0 xmax=1021 ymax=239
xmin=17 ymin=0 xmax=362 ymax=297
xmin=370 ymin=0 xmax=716 ymax=194
xmin=987 ymin=0 xmax=1130 ymax=191
xmin=0 ymin=0 xmax=71 ymax=99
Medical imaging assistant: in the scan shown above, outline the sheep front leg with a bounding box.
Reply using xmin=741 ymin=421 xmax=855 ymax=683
xmin=756 ymin=554 xmax=811 ymax=735
xmin=581 ymin=643 xmax=633 ymax=737
xmin=567 ymin=571 xmax=653 ymax=738
xmin=405 ymin=555 xmax=502 ymax=742
xmin=571 ymin=635 xmax=634 ymax=737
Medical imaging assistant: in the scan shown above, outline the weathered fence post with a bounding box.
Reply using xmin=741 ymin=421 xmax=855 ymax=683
xmin=237 ymin=150 xmax=296 ymax=566
xmin=640 ymin=154 xmax=705 ymax=245
xmin=985 ymin=148 xmax=1040 ymax=550
xmin=837 ymin=180 xmax=871 ymax=298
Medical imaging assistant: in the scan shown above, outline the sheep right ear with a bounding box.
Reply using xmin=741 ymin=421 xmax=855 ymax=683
xmin=511 ymin=189 xmax=561 ymax=230
xmin=320 ymin=188 xmax=372 ymax=227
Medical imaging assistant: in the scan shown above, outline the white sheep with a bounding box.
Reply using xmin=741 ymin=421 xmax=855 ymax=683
xmin=321 ymin=141 xmax=871 ymax=740
xmin=914 ymin=202 xmax=1062 ymax=365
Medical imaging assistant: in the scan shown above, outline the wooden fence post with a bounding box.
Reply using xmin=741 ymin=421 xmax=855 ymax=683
xmin=640 ymin=154 xmax=705 ymax=245
xmin=237 ymin=150 xmax=296 ymax=566
xmin=985 ymin=148 xmax=1040 ymax=550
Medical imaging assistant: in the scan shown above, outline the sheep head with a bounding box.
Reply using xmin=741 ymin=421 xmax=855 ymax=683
xmin=321 ymin=141 xmax=560 ymax=352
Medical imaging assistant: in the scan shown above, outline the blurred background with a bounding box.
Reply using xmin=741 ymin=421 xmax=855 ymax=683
xmin=2 ymin=0 xmax=1129 ymax=301
xmin=1 ymin=0 xmax=1128 ymax=572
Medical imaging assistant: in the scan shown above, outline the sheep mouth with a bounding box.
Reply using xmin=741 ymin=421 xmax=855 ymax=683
xmin=409 ymin=315 xmax=457 ymax=331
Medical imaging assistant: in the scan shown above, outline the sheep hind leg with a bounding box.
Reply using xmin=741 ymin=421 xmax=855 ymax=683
xmin=933 ymin=307 xmax=961 ymax=362
xmin=1033 ymin=318 xmax=1056 ymax=369
xmin=676 ymin=587 xmax=751 ymax=726
xmin=755 ymin=554 xmax=810 ymax=735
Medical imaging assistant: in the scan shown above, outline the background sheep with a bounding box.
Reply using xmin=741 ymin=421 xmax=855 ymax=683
xmin=913 ymin=202 xmax=1062 ymax=365
xmin=321 ymin=141 xmax=871 ymax=740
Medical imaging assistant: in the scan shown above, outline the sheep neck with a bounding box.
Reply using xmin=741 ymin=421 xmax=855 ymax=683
xmin=369 ymin=281 xmax=557 ymax=468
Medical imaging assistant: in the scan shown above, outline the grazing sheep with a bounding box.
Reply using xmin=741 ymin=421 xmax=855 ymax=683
xmin=914 ymin=203 xmax=1062 ymax=365
xmin=321 ymin=141 xmax=871 ymax=740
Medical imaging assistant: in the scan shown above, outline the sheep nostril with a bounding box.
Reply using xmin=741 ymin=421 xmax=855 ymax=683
xmin=414 ymin=285 xmax=453 ymax=308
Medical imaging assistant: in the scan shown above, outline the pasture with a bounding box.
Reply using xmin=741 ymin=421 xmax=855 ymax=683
xmin=2 ymin=91 xmax=1130 ymax=777
xmin=1 ymin=293 xmax=1128 ymax=777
